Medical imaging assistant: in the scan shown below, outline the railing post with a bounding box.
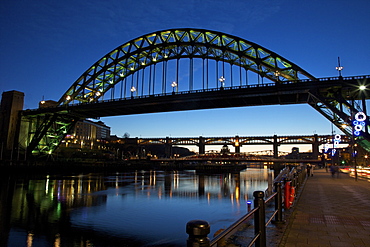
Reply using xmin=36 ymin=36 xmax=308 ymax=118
xmin=274 ymin=182 xmax=284 ymax=223
xmin=253 ymin=191 xmax=266 ymax=247
xmin=292 ymin=173 xmax=297 ymax=187
xmin=300 ymin=167 xmax=306 ymax=184
xmin=298 ymin=169 xmax=303 ymax=187
xmin=186 ymin=220 xmax=210 ymax=247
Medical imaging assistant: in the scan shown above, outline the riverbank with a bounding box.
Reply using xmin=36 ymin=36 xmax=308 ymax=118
xmin=0 ymin=159 xmax=153 ymax=175
xmin=0 ymin=159 xmax=250 ymax=175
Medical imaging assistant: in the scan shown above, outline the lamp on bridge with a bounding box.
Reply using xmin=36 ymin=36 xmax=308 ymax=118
xmin=130 ymin=86 xmax=136 ymax=98
xmin=171 ymin=81 xmax=177 ymax=94
xmin=335 ymin=57 xmax=343 ymax=77
xmin=219 ymin=76 xmax=225 ymax=89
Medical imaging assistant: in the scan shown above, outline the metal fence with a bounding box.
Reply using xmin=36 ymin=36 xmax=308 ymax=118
xmin=186 ymin=166 xmax=307 ymax=247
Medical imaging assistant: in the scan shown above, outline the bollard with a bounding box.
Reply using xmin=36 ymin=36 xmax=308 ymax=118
xmin=247 ymin=201 xmax=252 ymax=212
xmin=273 ymin=181 xmax=284 ymax=223
xmin=253 ymin=191 xmax=266 ymax=247
xmin=186 ymin=220 xmax=210 ymax=247
xmin=284 ymin=179 xmax=292 ymax=209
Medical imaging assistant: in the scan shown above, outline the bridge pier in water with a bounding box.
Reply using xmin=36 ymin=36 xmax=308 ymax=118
xmin=273 ymin=135 xmax=279 ymax=159
xmin=165 ymin=137 xmax=172 ymax=158
xmin=198 ymin=136 xmax=205 ymax=155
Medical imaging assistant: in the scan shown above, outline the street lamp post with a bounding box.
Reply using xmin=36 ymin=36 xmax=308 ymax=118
xmin=219 ymin=76 xmax=225 ymax=89
xmin=130 ymin=86 xmax=136 ymax=98
xmin=336 ymin=57 xmax=343 ymax=77
xmin=365 ymin=155 xmax=368 ymax=167
xmin=171 ymin=81 xmax=177 ymax=94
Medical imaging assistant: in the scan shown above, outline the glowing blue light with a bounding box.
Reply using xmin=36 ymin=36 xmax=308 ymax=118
xmin=352 ymin=112 xmax=367 ymax=136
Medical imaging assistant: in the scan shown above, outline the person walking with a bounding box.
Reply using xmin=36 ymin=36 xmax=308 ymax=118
xmin=310 ymin=164 xmax=314 ymax=176
xmin=329 ymin=165 xmax=339 ymax=178
xmin=306 ymin=164 xmax=312 ymax=177
xmin=330 ymin=165 xmax=336 ymax=177
xmin=334 ymin=165 xmax=340 ymax=178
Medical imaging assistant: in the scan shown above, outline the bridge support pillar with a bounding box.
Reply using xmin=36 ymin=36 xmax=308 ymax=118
xmin=198 ymin=136 xmax=205 ymax=154
xmin=234 ymin=135 xmax=241 ymax=153
xmin=273 ymin=135 xmax=279 ymax=159
xmin=273 ymin=162 xmax=283 ymax=178
xmin=165 ymin=137 xmax=172 ymax=158
xmin=0 ymin=91 xmax=24 ymax=159
xmin=312 ymin=134 xmax=320 ymax=160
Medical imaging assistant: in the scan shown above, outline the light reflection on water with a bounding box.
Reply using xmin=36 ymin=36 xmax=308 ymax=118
xmin=1 ymin=167 xmax=273 ymax=247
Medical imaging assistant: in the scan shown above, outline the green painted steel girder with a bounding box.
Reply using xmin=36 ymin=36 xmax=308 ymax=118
xmin=59 ymin=28 xmax=316 ymax=106
xmin=24 ymin=28 xmax=370 ymax=155
xmin=26 ymin=113 xmax=78 ymax=156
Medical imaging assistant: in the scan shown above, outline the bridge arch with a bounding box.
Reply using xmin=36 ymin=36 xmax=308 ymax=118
xmin=60 ymin=28 xmax=316 ymax=105
xmin=27 ymin=29 xmax=370 ymax=156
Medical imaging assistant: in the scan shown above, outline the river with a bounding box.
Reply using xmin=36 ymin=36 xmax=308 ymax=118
xmin=0 ymin=166 xmax=274 ymax=247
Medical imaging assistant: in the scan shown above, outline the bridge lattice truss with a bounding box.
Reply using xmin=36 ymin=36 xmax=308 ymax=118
xmin=137 ymin=135 xmax=350 ymax=146
xmin=21 ymin=28 xmax=370 ymax=155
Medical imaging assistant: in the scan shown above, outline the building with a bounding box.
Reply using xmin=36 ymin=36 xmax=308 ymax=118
xmin=60 ymin=119 xmax=111 ymax=149
xmin=0 ymin=91 xmax=24 ymax=156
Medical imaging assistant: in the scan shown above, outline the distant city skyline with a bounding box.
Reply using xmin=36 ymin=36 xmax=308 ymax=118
xmin=1 ymin=1 xmax=369 ymax=153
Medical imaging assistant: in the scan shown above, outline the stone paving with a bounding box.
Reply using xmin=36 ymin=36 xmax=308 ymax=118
xmin=279 ymin=168 xmax=370 ymax=247
xmin=226 ymin=168 xmax=370 ymax=246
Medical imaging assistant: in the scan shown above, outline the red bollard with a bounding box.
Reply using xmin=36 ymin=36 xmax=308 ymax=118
xmin=284 ymin=181 xmax=291 ymax=209
xmin=290 ymin=186 xmax=296 ymax=205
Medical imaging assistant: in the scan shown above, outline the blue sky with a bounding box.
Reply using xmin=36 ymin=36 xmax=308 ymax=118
xmin=1 ymin=0 xmax=370 ymax=152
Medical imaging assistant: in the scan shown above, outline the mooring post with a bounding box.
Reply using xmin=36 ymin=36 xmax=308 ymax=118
xmin=253 ymin=191 xmax=266 ymax=247
xmin=274 ymin=181 xmax=284 ymax=223
xmin=186 ymin=220 xmax=210 ymax=247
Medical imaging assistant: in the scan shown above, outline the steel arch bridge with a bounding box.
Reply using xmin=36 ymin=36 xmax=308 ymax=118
xmin=21 ymin=28 xmax=370 ymax=156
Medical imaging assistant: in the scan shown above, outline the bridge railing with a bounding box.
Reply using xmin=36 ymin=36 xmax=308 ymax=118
xmin=186 ymin=166 xmax=307 ymax=247
xmin=23 ymin=75 xmax=370 ymax=112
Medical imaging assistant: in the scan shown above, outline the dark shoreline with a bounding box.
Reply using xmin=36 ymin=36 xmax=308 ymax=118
xmin=0 ymin=159 xmax=249 ymax=176
xmin=0 ymin=160 xmax=154 ymax=175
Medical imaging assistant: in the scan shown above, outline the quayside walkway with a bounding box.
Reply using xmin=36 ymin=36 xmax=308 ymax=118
xmin=279 ymin=169 xmax=370 ymax=247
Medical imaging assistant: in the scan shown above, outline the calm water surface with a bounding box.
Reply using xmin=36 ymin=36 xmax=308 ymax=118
xmin=1 ymin=167 xmax=273 ymax=246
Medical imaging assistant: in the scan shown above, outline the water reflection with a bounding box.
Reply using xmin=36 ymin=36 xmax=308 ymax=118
xmin=1 ymin=167 xmax=273 ymax=246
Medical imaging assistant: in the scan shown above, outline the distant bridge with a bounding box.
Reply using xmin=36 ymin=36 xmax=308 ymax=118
xmin=17 ymin=28 xmax=370 ymax=156
xmin=156 ymin=155 xmax=321 ymax=164
xmin=131 ymin=134 xmax=350 ymax=159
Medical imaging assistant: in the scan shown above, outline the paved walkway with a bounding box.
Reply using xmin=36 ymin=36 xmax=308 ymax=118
xmin=279 ymin=168 xmax=370 ymax=247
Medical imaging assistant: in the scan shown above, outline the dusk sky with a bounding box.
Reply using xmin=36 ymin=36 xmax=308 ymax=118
xmin=1 ymin=0 xmax=370 ymax=152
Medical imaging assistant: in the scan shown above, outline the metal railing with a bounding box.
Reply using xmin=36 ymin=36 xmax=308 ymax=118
xmin=24 ymin=75 xmax=370 ymax=111
xmin=186 ymin=166 xmax=307 ymax=247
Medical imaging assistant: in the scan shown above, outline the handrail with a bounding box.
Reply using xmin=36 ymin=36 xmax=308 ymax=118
xmin=209 ymin=207 xmax=259 ymax=246
xmin=265 ymin=191 xmax=278 ymax=204
xmin=209 ymin=189 xmax=280 ymax=247
xmin=186 ymin=167 xmax=306 ymax=247
xmin=273 ymin=167 xmax=290 ymax=182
